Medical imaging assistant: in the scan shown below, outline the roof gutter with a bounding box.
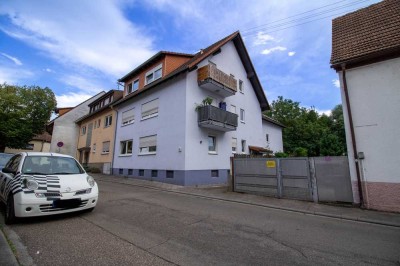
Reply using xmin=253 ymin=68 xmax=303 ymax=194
xmin=341 ymin=64 xmax=364 ymax=207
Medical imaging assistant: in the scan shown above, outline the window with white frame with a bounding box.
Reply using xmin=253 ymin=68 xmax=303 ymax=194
xmin=141 ymin=99 xmax=159 ymax=119
xmin=104 ymin=115 xmax=112 ymax=127
xmin=81 ymin=126 xmax=86 ymax=135
xmin=241 ymin=139 xmax=246 ymax=153
xmin=139 ymin=135 xmax=157 ymax=155
xmin=232 ymin=137 xmax=237 ymax=153
xmin=127 ymin=79 xmax=139 ymax=94
xmin=92 ymin=143 xmax=96 ymax=153
xmin=120 ymin=140 xmax=133 ymax=155
xmin=145 ymin=64 xmax=162 ymax=85
xmin=102 ymin=141 xmax=110 ymax=154
xmin=122 ymin=108 xmax=135 ymax=126
xmin=240 ymin=109 xmax=245 ymax=122
xmin=239 ymin=79 xmax=244 ymax=93
xmin=230 ymin=105 xmax=236 ymax=114
xmin=208 ymin=135 xmax=217 ymax=154
xmin=266 ymin=134 xmax=269 ymax=143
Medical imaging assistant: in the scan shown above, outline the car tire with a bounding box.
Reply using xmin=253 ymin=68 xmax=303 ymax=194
xmin=5 ymin=195 xmax=17 ymax=225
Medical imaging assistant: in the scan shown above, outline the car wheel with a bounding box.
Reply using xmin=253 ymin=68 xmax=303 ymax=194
xmin=5 ymin=195 xmax=17 ymax=225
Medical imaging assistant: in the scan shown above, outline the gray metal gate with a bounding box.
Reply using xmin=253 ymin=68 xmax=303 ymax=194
xmin=280 ymin=158 xmax=312 ymax=201
xmin=234 ymin=158 xmax=279 ymax=197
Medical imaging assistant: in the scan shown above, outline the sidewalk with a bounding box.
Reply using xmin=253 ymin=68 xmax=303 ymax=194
xmin=93 ymin=173 xmax=400 ymax=228
xmin=0 ymin=226 xmax=18 ymax=266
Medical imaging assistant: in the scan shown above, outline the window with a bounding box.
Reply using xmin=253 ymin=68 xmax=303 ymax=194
xmin=240 ymin=109 xmax=245 ymax=123
xmin=151 ymin=170 xmax=158 ymax=177
xmin=211 ymin=170 xmax=219 ymax=177
xmin=208 ymin=135 xmax=217 ymax=154
xmin=25 ymin=143 xmax=34 ymax=150
xmin=81 ymin=126 xmax=86 ymax=135
xmin=166 ymin=170 xmax=174 ymax=178
xmin=119 ymin=169 xmax=123 ymax=175
xmin=120 ymin=140 xmax=133 ymax=155
xmin=241 ymin=139 xmax=246 ymax=153
xmin=230 ymin=105 xmax=236 ymax=114
xmin=239 ymin=79 xmax=244 ymax=93
xmin=266 ymin=134 xmax=269 ymax=142
xmin=127 ymin=79 xmax=139 ymax=94
xmin=232 ymin=138 xmax=237 ymax=153
xmin=122 ymin=108 xmax=135 ymax=126
xmin=139 ymin=135 xmax=157 ymax=155
xmin=128 ymin=169 xmax=133 ymax=175
xmin=145 ymin=64 xmax=162 ymax=85
xmin=139 ymin=169 xmax=144 ymax=176
xmin=105 ymin=115 xmax=112 ymax=127
xmin=102 ymin=141 xmax=110 ymax=154
xmin=93 ymin=143 xmax=96 ymax=153
xmin=141 ymin=99 xmax=159 ymax=119
xmin=95 ymin=119 xmax=101 ymax=128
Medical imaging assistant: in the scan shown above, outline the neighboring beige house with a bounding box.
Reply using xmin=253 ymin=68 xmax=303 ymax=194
xmin=5 ymin=131 xmax=52 ymax=153
xmin=331 ymin=0 xmax=400 ymax=212
xmin=75 ymin=90 xmax=123 ymax=174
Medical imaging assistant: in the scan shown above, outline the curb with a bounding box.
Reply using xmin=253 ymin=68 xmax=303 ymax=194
xmin=0 ymin=227 xmax=18 ymax=266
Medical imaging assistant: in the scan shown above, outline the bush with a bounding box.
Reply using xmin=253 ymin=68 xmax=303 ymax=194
xmin=274 ymin=152 xmax=288 ymax=158
xmin=292 ymin=147 xmax=308 ymax=157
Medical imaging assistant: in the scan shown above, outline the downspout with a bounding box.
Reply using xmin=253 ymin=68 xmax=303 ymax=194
xmin=110 ymin=105 xmax=118 ymax=175
xmin=341 ymin=64 xmax=364 ymax=207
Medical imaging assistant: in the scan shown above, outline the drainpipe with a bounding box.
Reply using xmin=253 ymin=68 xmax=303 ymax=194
xmin=341 ymin=64 xmax=364 ymax=207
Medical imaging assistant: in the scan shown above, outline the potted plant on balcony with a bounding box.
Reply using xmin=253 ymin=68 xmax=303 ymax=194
xmin=195 ymin=97 xmax=213 ymax=111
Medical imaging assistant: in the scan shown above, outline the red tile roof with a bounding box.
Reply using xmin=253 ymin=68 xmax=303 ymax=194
xmin=32 ymin=131 xmax=52 ymax=142
xmin=331 ymin=0 xmax=400 ymax=67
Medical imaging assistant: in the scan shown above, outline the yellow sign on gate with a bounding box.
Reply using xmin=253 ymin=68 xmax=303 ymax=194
xmin=266 ymin=160 xmax=276 ymax=168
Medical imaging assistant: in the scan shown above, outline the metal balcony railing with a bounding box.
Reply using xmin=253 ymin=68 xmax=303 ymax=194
xmin=197 ymin=105 xmax=238 ymax=132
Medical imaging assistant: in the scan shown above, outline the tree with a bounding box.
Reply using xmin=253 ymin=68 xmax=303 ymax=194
xmin=0 ymin=84 xmax=57 ymax=152
xmin=264 ymin=96 xmax=346 ymax=157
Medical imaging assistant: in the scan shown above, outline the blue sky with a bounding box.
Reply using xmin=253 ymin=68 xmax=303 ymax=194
xmin=0 ymin=0 xmax=379 ymax=114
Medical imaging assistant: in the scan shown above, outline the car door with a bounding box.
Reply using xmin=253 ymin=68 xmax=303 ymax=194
xmin=0 ymin=155 xmax=22 ymax=202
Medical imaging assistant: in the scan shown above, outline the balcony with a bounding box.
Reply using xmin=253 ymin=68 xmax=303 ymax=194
xmin=197 ymin=64 xmax=237 ymax=97
xmin=197 ymin=105 xmax=238 ymax=132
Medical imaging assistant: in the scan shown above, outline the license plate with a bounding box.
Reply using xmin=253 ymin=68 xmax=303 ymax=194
xmin=53 ymin=199 xmax=81 ymax=209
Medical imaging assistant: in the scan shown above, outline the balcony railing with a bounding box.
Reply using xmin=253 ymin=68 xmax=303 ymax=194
xmin=197 ymin=105 xmax=238 ymax=132
xmin=197 ymin=64 xmax=237 ymax=97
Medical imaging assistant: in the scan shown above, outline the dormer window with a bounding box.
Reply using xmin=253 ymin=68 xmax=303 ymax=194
xmin=127 ymin=79 xmax=139 ymax=94
xmin=145 ymin=64 xmax=162 ymax=85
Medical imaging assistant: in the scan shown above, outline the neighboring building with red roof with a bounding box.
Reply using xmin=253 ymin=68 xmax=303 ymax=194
xmin=331 ymin=0 xmax=400 ymax=212
xmin=111 ymin=31 xmax=283 ymax=186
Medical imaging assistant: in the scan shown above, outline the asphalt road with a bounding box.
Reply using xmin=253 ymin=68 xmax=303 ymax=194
xmin=5 ymin=178 xmax=400 ymax=266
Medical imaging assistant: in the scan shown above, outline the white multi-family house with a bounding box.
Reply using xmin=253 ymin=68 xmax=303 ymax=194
xmin=112 ymin=31 xmax=283 ymax=186
xmin=331 ymin=0 xmax=400 ymax=212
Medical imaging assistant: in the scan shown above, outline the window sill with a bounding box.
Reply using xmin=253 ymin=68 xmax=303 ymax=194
xmin=104 ymin=125 xmax=111 ymax=128
xmin=101 ymin=152 xmax=109 ymax=155
xmin=240 ymin=121 xmax=245 ymax=124
xmin=141 ymin=114 xmax=158 ymax=121
xmin=139 ymin=152 xmax=156 ymax=156
xmin=121 ymin=122 xmax=134 ymax=127
xmin=208 ymin=151 xmax=218 ymax=155
xmin=119 ymin=154 xmax=132 ymax=157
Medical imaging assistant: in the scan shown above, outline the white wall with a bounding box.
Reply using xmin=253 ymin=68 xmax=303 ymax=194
xmin=339 ymin=57 xmax=400 ymax=184
xmin=262 ymin=121 xmax=283 ymax=153
xmin=113 ymin=76 xmax=187 ymax=170
xmin=50 ymin=92 xmax=105 ymax=158
xmin=184 ymin=41 xmax=266 ymax=170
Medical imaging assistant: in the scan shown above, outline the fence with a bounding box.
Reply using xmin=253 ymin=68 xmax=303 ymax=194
xmin=232 ymin=156 xmax=353 ymax=203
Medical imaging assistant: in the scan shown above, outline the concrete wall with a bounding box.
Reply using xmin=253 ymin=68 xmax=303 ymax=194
xmin=262 ymin=121 xmax=284 ymax=153
xmin=5 ymin=141 xmax=50 ymax=153
xmin=50 ymin=92 xmax=105 ymax=158
xmin=338 ymin=57 xmax=400 ymax=212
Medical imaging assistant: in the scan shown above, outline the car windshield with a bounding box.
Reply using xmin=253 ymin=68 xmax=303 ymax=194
xmin=22 ymin=156 xmax=85 ymax=175
xmin=0 ymin=153 xmax=13 ymax=168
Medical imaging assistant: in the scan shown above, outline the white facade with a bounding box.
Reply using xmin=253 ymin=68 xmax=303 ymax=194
xmin=113 ymin=40 xmax=283 ymax=185
xmin=338 ymin=57 xmax=400 ymax=211
xmin=262 ymin=121 xmax=284 ymax=153
xmin=50 ymin=92 xmax=105 ymax=158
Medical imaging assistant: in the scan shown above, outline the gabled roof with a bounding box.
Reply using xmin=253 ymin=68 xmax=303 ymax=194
xmin=114 ymin=31 xmax=270 ymax=111
xmin=119 ymin=51 xmax=194 ymax=82
xmin=331 ymin=0 xmax=400 ymax=69
xmin=32 ymin=131 xmax=52 ymax=142
xmin=262 ymin=115 xmax=285 ymax=128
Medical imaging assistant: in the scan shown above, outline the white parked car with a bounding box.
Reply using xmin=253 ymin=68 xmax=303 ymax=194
xmin=0 ymin=152 xmax=98 ymax=224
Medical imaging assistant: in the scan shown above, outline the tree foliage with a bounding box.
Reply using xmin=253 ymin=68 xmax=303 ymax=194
xmin=0 ymin=84 xmax=57 ymax=152
xmin=264 ymin=96 xmax=346 ymax=157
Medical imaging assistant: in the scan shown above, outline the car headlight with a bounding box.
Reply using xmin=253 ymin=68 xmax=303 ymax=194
xmin=87 ymin=176 xmax=95 ymax=187
xmin=23 ymin=177 xmax=39 ymax=190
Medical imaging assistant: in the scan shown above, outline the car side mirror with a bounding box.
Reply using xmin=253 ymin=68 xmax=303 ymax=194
xmin=2 ymin=167 xmax=16 ymax=175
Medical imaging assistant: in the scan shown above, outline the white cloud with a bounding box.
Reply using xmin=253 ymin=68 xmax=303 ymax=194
xmin=315 ymin=109 xmax=332 ymax=116
xmin=56 ymin=92 xmax=94 ymax=108
xmin=288 ymin=51 xmax=296 ymax=56
xmin=261 ymin=46 xmax=287 ymax=55
xmin=0 ymin=0 xmax=156 ymax=78
xmin=61 ymin=74 xmax=108 ymax=93
xmin=1 ymin=52 xmax=22 ymax=65
xmin=0 ymin=65 xmax=33 ymax=84
xmin=253 ymin=32 xmax=276 ymax=46
xmin=332 ymin=79 xmax=340 ymax=88
xmin=44 ymin=68 xmax=53 ymax=73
